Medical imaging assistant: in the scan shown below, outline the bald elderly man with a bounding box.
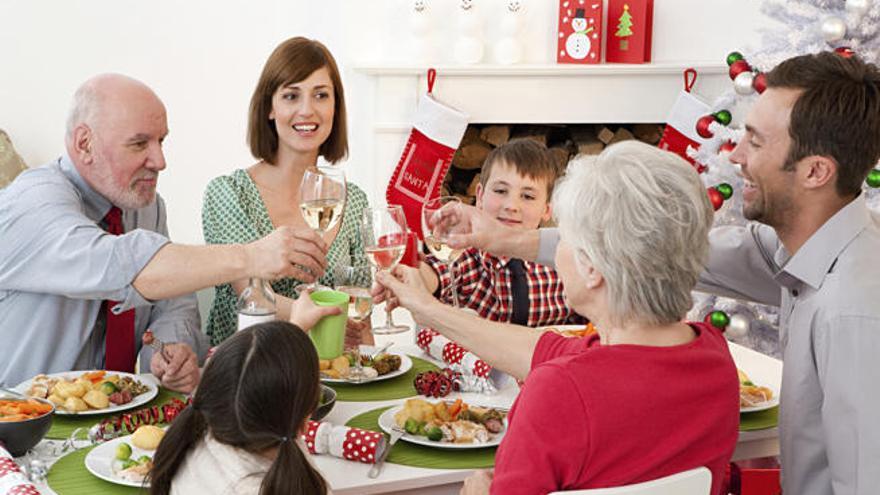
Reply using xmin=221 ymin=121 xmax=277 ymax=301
xmin=0 ymin=74 xmax=330 ymax=391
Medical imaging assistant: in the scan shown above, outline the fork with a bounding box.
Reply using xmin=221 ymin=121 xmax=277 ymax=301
xmin=368 ymin=425 xmax=405 ymax=478
xmin=142 ymin=329 xmax=172 ymax=363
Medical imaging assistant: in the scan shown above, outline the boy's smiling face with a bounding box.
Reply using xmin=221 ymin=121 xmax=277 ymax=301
xmin=476 ymin=160 xmax=552 ymax=230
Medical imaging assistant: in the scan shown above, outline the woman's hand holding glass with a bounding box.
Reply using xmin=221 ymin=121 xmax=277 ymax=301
xmin=298 ymin=166 xmax=346 ymax=292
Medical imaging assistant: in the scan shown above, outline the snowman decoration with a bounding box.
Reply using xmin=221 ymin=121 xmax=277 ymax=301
xmin=565 ymin=8 xmax=593 ymax=60
xmin=453 ymin=0 xmax=484 ymax=64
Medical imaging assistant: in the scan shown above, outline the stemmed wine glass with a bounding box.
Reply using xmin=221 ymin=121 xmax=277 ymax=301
xmin=334 ymin=262 xmax=373 ymax=382
xmin=298 ymin=166 xmax=346 ymax=292
xmin=422 ymin=196 xmax=464 ymax=307
xmin=361 ymin=205 xmax=410 ymax=334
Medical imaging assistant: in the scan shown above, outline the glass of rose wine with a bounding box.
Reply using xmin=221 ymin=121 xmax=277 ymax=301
xmin=298 ymin=166 xmax=346 ymax=292
xmin=361 ymin=205 xmax=410 ymax=334
xmin=422 ymin=196 xmax=464 ymax=307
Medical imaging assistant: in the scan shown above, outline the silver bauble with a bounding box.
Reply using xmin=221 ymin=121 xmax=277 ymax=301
xmin=846 ymin=0 xmax=871 ymax=16
xmin=734 ymin=72 xmax=756 ymax=95
xmin=821 ymin=16 xmax=847 ymax=43
xmin=727 ymin=314 xmax=751 ymax=339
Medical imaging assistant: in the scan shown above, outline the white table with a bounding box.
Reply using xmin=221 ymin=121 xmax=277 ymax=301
xmin=31 ymin=305 xmax=783 ymax=495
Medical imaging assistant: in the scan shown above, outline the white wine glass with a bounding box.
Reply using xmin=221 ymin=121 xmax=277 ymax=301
xmin=335 ymin=263 xmax=373 ymax=382
xmin=422 ymin=196 xmax=464 ymax=307
xmin=298 ymin=166 xmax=346 ymax=292
xmin=361 ymin=205 xmax=410 ymax=334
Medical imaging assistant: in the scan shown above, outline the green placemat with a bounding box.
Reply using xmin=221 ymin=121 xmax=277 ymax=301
xmin=47 ymin=445 xmax=146 ymax=495
xmin=740 ymin=406 xmax=779 ymax=431
xmin=47 ymin=388 xmax=185 ymax=440
xmin=346 ymin=406 xmax=497 ymax=469
xmin=327 ymin=356 xmax=438 ymax=402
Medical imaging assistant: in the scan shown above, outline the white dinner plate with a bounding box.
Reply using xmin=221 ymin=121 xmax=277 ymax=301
xmin=321 ymin=349 xmax=412 ymax=385
xmin=740 ymin=386 xmax=780 ymax=413
xmin=15 ymin=371 xmax=158 ymax=416
xmin=378 ymin=404 xmax=507 ymax=450
xmin=84 ymin=432 xmax=154 ymax=488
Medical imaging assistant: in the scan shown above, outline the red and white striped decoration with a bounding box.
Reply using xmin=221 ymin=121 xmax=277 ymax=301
xmin=416 ymin=328 xmax=493 ymax=378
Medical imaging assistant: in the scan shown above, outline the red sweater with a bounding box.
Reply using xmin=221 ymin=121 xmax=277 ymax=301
xmin=491 ymin=322 xmax=739 ymax=495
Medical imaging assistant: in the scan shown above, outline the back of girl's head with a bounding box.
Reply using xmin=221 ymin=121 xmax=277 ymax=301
xmin=150 ymin=321 xmax=327 ymax=495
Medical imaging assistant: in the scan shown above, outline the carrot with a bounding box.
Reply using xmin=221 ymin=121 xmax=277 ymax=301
xmin=448 ymin=398 xmax=463 ymax=419
xmin=0 ymin=399 xmax=52 ymax=421
xmin=83 ymin=371 xmax=107 ymax=383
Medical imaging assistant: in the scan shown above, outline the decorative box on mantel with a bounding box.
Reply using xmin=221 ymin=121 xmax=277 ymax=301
xmin=350 ymin=63 xmax=728 ymax=206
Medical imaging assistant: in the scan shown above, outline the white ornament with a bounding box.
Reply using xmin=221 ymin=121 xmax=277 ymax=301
xmin=820 ymin=16 xmax=847 ymax=43
xmin=726 ymin=314 xmax=751 ymax=339
xmin=410 ymin=9 xmax=430 ymax=36
xmin=458 ymin=8 xmax=482 ymax=36
xmin=496 ymin=37 xmax=521 ymax=64
xmin=734 ymin=72 xmax=756 ymax=95
xmin=500 ymin=10 xmax=522 ymax=36
xmin=846 ymin=0 xmax=871 ymax=16
xmin=454 ymin=36 xmax=484 ymax=64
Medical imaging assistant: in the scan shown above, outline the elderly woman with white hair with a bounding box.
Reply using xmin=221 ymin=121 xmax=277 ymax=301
xmin=374 ymin=141 xmax=739 ymax=495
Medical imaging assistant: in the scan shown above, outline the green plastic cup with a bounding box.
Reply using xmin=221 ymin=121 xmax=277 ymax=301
xmin=308 ymin=290 xmax=349 ymax=360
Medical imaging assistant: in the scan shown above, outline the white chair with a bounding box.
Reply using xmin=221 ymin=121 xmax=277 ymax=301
xmin=548 ymin=466 xmax=713 ymax=495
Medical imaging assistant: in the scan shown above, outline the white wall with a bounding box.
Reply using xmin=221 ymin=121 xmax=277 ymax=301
xmin=0 ymin=0 xmax=769 ymax=244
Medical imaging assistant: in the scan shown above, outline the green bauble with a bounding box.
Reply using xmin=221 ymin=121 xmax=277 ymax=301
xmin=866 ymin=169 xmax=880 ymax=188
xmin=709 ymin=310 xmax=730 ymax=329
xmin=714 ymin=110 xmax=732 ymax=126
xmin=716 ymin=183 xmax=734 ymax=200
xmin=726 ymin=51 xmax=745 ymax=66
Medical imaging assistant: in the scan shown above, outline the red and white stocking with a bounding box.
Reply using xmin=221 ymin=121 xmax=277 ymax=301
xmin=658 ymin=69 xmax=712 ymax=169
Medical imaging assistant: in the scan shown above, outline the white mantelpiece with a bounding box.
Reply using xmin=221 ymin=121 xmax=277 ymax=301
xmin=350 ymin=63 xmax=729 ymax=206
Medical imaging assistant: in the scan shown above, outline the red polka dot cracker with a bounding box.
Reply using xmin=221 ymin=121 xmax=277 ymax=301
xmin=0 ymin=458 xmax=21 ymax=478
xmin=416 ymin=328 xmax=437 ymax=351
xmin=341 ymin=428 xmax=384 ymax=464
xmin=473 ymin=360 xmax=492 ymax=378
xmin=8 ymin=485 xmax=41 ymax=495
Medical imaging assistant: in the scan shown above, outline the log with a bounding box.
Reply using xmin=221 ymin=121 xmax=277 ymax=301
xmin=569 ymin=125 xmax=605 ymax=155
xmin=467 ymin=174 xmax=482 ymax=197
xmin=510 ymin=125 xmax=551 ymax=146
xmin=452 ymin=141 xmax=493 ymax=170
xmin=609 ymin=127 xmax=635 ymax=145
xmin=596 ymin=126 xmax=615 ymax=145
xmin=633 ymin=124 xmax=663 ymax=144
xmin=480 ymin=125 xmax=511 ymax=147
xmin=548 ymin=146 xmax=571 ymax=172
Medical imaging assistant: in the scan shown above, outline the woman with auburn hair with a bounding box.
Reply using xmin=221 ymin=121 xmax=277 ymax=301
xmin=375 ymin=141 xmax=740 ymax=494
xmin=149 ymin=321 xmax=329 ymax=494
xmin=202 ymin=37 xmax=372 ymax=346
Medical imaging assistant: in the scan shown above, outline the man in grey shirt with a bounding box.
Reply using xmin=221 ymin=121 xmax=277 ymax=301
xmin=0 ymin=74 xmax=329 ymax=392
xmin=419 ymin=53 xmax=880 ymax=494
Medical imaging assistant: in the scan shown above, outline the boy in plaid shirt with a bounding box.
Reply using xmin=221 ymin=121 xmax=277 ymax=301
xmin=419 ymin=139 xmax=585 ymax=327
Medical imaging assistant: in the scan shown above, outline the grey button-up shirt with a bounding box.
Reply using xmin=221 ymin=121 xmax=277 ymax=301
xmin=537 ymin=195 xmax=880 ymax=494
xmin=0 ymin=155 xmax=206 ymax=386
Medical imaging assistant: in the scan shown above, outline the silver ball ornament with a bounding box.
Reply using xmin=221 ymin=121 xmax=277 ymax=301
xmin=734 ymin=71 xmax=756 ymax=95
xmin=846 ymin=0 xmax=871 ymax=16
xmin=727 ymin=314 xmax=751 ymax=339
xmin=821 ymin=16 xmax=847 ymax=43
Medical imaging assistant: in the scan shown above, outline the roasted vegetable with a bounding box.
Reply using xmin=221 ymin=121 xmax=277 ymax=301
xmin=99 ymin=381 xmax=119 ymax=395
xmin=426 ymin=426 xmax=443 ymax=441
xmin=404 ymin=418 xmax=423 ymax=435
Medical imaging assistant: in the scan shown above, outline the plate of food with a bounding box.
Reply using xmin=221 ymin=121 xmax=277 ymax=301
xmin=738 ymin=368 xmax=778 ymax=413
xmin=16 ymin=370 xmax=158 ymax=416
xmin=378 ymin=398 xmax=507 ymax=450
xmin=539 ymin=323 xmax=597 ymax=338
xmin=320 ymin=347 xmax=411 ymax=384
xmin=84 ymin=425 xmax=165 ymax=487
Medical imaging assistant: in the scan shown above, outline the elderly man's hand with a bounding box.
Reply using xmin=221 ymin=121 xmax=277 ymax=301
xmin=289 ymin=289 xmax=342 ymax=330
xmin=435 ymin=202 xmax=506 ymax=252
xmin=150 ymin=343 xmax=200 ymax=394
xmin=247 ymin=226 xmax=328 ymax=282
xmin=460 ymin=470 xmax=493 ymax=495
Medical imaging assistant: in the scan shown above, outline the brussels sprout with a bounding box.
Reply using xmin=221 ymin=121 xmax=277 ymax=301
xmin=115 ymin=443 xmax=132 ymax=461
xmin=137 ymin=455 xmax=153 ymax=465
xmin=426 ymin=426 xmax=443 ymax=442
xmin=121 ymin=459 xmax=138 ymax=470
xmin=404 ymin=418 xmax=422 ymax=435
xmin=99 ymin=381 xmax=118 ymax=396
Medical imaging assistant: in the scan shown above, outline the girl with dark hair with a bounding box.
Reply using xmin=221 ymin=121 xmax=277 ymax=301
xmin=149 ymin=321 xmax=330 ymax=495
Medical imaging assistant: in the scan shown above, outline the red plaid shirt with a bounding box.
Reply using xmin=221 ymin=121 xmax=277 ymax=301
xmin=426 ymin=247 xmax=586 ymax=327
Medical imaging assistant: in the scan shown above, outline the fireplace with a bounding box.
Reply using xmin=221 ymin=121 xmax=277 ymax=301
xmin=349 ymin=63 xmax=729 ymax=207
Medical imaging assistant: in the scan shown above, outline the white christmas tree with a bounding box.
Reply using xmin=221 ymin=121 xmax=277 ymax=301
xmin=688 ymin=0 xmax=880 ymax=357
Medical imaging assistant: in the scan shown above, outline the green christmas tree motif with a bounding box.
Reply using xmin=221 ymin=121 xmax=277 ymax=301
xmin=615 ymin=4 xmax=634 ymax=51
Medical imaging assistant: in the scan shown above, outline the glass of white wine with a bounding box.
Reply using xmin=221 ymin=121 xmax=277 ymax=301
xmin=422 ymin=196 xmax=464 ymax=307
xmin=298 ymin=166 xmax=346 ymax=292
xmin=335 ymin=263 xmax=373 ymax=382
xmin=361 ymin=205 xmax=410 ymax=334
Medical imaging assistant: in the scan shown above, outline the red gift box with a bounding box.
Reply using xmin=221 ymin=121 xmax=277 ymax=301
xmin=729 ymin=459 xmax=781 ymax=495
xmin=605 ymin=0 xmax=653 ymax=63
xmin=556 ymin=0 xmax=603 ymax=64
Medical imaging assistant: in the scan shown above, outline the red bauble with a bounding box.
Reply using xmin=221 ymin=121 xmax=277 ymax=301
xmin=696 ymin=115 xmax=716 ymax=139
xmin=718 ymin=140 xmax=736 ymax=153
xmin=753 ymin=73 xmax=767 ymax=94
xmin=707 ymin=187 xmax=724 ymax=211
xmin=729 ymin=60 xmax=752 ymax=80
xmin=835 ymin=46 xmax=855 ymax=58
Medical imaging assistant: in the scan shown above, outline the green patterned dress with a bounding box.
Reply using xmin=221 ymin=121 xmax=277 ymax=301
xmin=201 ymin=169 xmax=371 ymax=345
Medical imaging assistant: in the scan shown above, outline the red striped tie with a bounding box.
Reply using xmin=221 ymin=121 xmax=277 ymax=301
xmin=102 ymin=207 xmax=136 ymax=372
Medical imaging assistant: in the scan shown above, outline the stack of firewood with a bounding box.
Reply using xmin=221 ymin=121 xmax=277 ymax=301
xmin=442 ymin=123 xmax=664 ymax=204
